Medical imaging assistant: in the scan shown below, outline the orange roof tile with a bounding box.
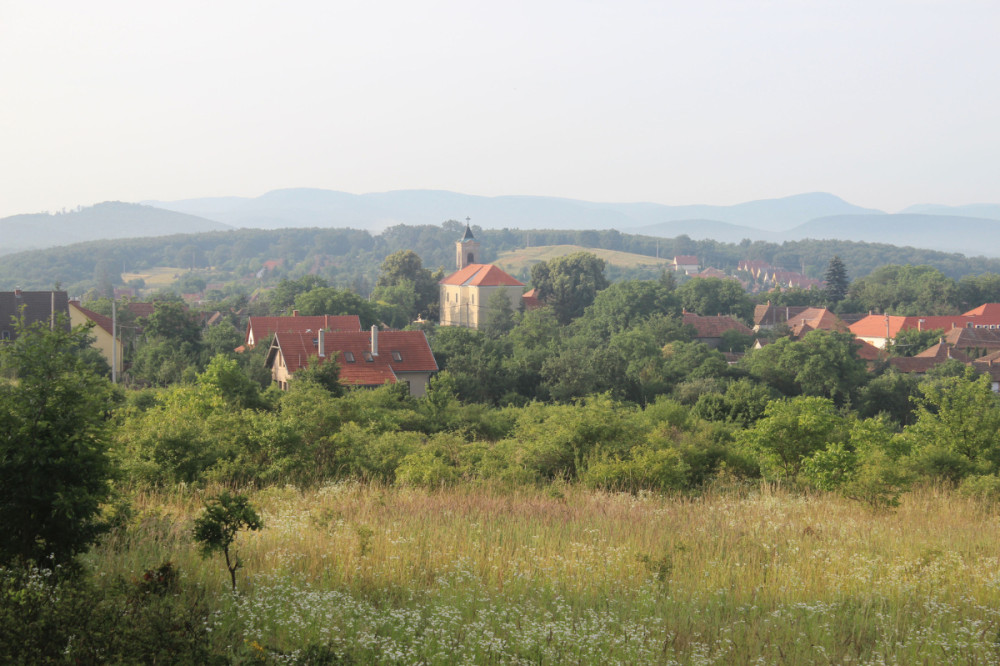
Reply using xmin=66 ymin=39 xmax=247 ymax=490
xmin=963 ymin=303 xmax=1000 ymax=317
xmin=269 ymin=329 xmax=438 ymax=387
xmin=246 ymin=314 xmax=362 ymax=347
xmin=439 ymin=264 xmax=524 ymax=287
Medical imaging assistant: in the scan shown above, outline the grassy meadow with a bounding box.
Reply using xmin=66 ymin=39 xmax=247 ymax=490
xmin=494 ymin=244 xmax=672 ymax=275
xmin=84 ymin=482 xmax=1000 ymax=664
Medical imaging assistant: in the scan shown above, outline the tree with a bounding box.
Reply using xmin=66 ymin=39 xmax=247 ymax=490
xmin=741 ymin=330 xmax=868 ymax=406
xmin=293 ymin=287 xmax=379 ymax=328
xmin=0 ymin=317 xmax=114 ymax=566
xmin=481 ymin=289 xmax=516 ymax=338
xmin=192 ymin=491 xmax=263 ymax=592
xmin=375 ymin=250 xmax=441 ymax=321
xmin=530 ymin=252 xmax=609 ymax=325
xmin=824 ymin=256 xmax=849 ymax=304
xmin=676 ymin=278 xmax=753 ymax=322
xmin=740 ymin=396 xmax=848 ymax=480
xmin=848 ymin=264 xmax=960 ymax=315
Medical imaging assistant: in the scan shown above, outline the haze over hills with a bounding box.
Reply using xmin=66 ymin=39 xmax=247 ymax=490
xmin=145 ymin=189 xmax=885 ymax=233
xmin=0 ymin=202 xmax=231 ymax=255
xmin=5 ymin=190 xmax=1000 ymax=257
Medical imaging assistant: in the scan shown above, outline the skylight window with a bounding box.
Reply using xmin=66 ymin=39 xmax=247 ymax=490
xmin=344 ymin=351 xmax=355 ymax=363
xmin=363 ymin=351 xmax=374 ymax=362
xmin=391 ymin=351 xmax=403 ymax=362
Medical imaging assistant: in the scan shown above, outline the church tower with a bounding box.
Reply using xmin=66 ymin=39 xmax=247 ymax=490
xmin=455 ymin=219 xmax=480 ymax=269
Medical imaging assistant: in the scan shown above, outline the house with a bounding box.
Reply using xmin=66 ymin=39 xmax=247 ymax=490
xmin=972 ymin=350 xmax=1000 ymax=391
xmin=848 ymin=313 xmax=1000 ymax=349
xmin=941 ymin=327 xmax=1000 ymax=359
xmin=244 ymin=313 xmax=363 ymax=349
xmin=68 ymin=301 xmax=124 ymax=371
xmin=265 ymin=326 xmax=438 ymax=396
xmin=0 ymin=289 xmax=70 ymax=341
xmin=785 ymin=307 xmax=849 ymax=339
xmin=888 ymin=341 xmax=970 ymax=376
xmin=671 ymin=256 xmax=700 ymax=274
xmin=439 ymin=224 xmax=524 ymax=329
xmin=682 ymin=312 xmax=753 ymax=349
xmin=752 ymin=303 xmax=810 ymax=331
xmin=689 ymin=267 xmax=733 ymax=280
xmin=521 ymin=288 xmax=543 ymax=311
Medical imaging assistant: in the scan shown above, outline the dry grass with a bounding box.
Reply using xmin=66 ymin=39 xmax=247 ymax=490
xmin=88 ymin=483 xmax=1000 ymax=663
xmin=494 ymin=244 xmax=670 ymax=274
xmin=121 ymin=266 xmax=189 ymax=289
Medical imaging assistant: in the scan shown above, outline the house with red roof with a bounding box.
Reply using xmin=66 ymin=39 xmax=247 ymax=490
xmin=682 ymin=313 xmax=753 ymax=349
xmin=785 ymin=308 xmax=849 ymax=339
xmin=244 ymin=313 xmax=363 ymax=349
xmin=439 ymin=224 xmax=525 ymax=329
xmin=849 ymin=311 xmax=1000 ymax=349
xmin=888 ymin=342 xmax=970 ymax=376
xmin=69 ymin=301 xmax=124 ymax=372
xmin=671 ymin=256 xmax=700 ymax=274
xmin=265 ymin=326 xmax=438 ymax=396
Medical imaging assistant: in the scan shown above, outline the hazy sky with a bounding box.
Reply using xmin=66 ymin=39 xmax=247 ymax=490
xmin=2 ymin=0 xmax=998 ymax=219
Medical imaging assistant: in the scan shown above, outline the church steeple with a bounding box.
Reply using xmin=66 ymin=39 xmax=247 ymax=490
xmin=455 ymin=217 xmax=480 ymax=269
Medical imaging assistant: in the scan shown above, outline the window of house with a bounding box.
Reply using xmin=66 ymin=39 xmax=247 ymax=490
xmin=363 ymin=351 xmax=374 ymax=362
xmin=0 ymin=331 xmax=9 ymax=341
xmin=391 ymin=351 xmax=402 ymax=362
xmin=344 ymin=351 xmax=355 ymax=363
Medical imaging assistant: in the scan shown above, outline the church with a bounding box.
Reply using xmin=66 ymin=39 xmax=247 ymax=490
xmin=438 ymin=224 xmax=525 ymax=329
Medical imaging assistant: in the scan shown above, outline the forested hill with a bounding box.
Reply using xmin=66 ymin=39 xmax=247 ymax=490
xmin=0 ymin=202 xmax=231 ymax=254
xmin=2 ymin=221 xmax=1000 ymax=295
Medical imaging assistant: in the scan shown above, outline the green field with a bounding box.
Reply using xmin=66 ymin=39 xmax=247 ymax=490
xmin=494 ymin=244 xmax=671 ymax=275
xmin=75 ymin=483 xmax=1000 ymax=664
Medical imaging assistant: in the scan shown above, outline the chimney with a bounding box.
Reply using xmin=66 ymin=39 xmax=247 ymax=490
xmin=918 ymin=318 xmax=925 ymax=332
xmin=371 ymin=325 xmax=379 ymax=356
xmin=14 ymin=287 xmax=21 ymax=298
xmin=292 ymin=310 xmax=299 ymax=317
xmin=318 ymin=329 xmax=325 ymax=358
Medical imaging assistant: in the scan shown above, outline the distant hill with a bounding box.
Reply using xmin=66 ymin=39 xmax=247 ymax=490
xmin=0 ymin=202 xmax=231 ymax=254
xmin=145 ymin=189 xmax=883 ymax=233
xmin=782 ymin=214 xmax=1000 ymax=256
xmin=899 ymin=203 xmax=1000 ymax=221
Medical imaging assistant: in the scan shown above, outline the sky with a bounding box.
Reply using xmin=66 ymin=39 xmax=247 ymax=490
xmin=2 ymin=0 xmax=999 ymax=219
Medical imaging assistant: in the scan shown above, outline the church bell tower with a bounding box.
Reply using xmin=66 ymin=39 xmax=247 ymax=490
xmin=455 ymin=218 xmax=480 ymax=269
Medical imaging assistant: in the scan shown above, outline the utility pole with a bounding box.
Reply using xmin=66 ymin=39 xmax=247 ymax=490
xmin=111 ymin=299 xmax=117 ymax=384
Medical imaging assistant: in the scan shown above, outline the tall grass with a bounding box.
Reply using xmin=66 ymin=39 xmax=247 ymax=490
xmin=87 ymin=482 xmax=1000 ymax=663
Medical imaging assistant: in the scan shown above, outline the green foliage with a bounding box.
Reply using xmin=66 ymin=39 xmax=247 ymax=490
xmin=293 ymin=355 xmax=344 ymax=397
xmin=0 ymin=317 xmax=114 ymax=566
xmin=741 ymin=330 xmax=868 ymax=405
xmin=376 ymin=249 xmax=440 ymax=321
xmin=530 ymin=251 xmax=610 ymax=324
xmin=294 ymin=286 xmax=379 ymax=327
xmin=848 ymin=264 xmax=960 ymax=315
xmin=583 ymin=446 xmax=689 ymax=493
xmin=891 ymin=327 xmax=945 ymax=357
xmin=198 ymin=354 xmax=264 ymax=410
xmin=676 ymin=277 xmax=753 ymax=322
xmin=193 ymin=491 xmax=263 ymax=592
xmin=740 ymin=396 xmax=848 ymax=480
xmin=905 ymin=369 xmax=1000 ymax=481
xmin=824 ymin=255 xmax=849 ymax=303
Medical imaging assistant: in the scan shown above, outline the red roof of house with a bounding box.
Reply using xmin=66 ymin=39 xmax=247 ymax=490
xmin=753 ymin=304 xmax=810 ymax=327
xmin=269 ymin=329 xmax=438 ymax=387
xmin=682 ymin=313 xmax=753 ymax=338
xmin=786 ymin=308 xmax=848 ymax=334
xmin=889 ymin=342 xmax=970 ymax=373
xmin=853 ymin=339 xmax=887 ymax=362
xmin=673 ymin=255 xmax=699 ymax=265
xmin=439 ymin=264 xmax=524 ymax=287
xmin=521 ymin=288 xmax=542 ymax=310
xmin=963 ymin=303 xmax=1000 ymax=318
xmin=69 ymin=302 xmax=113 ymax=336
xmin=127 ymin=302 xmax=157 ymax=319
xmin=245 ymin=314 xmax=363 ymax=347
xmin=849 ymin=314 xmax=1000 ymax=339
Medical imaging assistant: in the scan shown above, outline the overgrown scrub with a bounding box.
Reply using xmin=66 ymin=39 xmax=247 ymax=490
xmin=72 ymin=482 xmax=1000 ymax=664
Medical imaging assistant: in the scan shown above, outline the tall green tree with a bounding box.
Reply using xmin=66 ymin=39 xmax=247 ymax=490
xmin=375 ymin=250 xmax=441 ymax=321
xmin=530 ymin=251 xmax=609 ymax=325
xmin=824 ymin=255 xmax=849 ymax=304
xmin=293 ymin=287 xmax=379 ymax=328
xmin=676 ymin=277 xmax=753 ymax=322
xmin=0 ymin=317 xmax=114 ymax=566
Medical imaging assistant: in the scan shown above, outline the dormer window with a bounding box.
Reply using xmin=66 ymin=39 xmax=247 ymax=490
xmin=391 ymin=351 xmax=403 ymax=362
xmin=344 ymin=351 xmax=355 ymax=363
xmin=363 ymin=351 xmax=374 ymax=362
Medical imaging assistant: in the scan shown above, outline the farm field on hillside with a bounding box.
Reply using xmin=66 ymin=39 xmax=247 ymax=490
xmin=121 ymin=266 xmax=189 ymax=290
xmin=88 ymin=483 xmax=1000 ymax=664
xmin=494 ymin=244 xmax=671 ymax=275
